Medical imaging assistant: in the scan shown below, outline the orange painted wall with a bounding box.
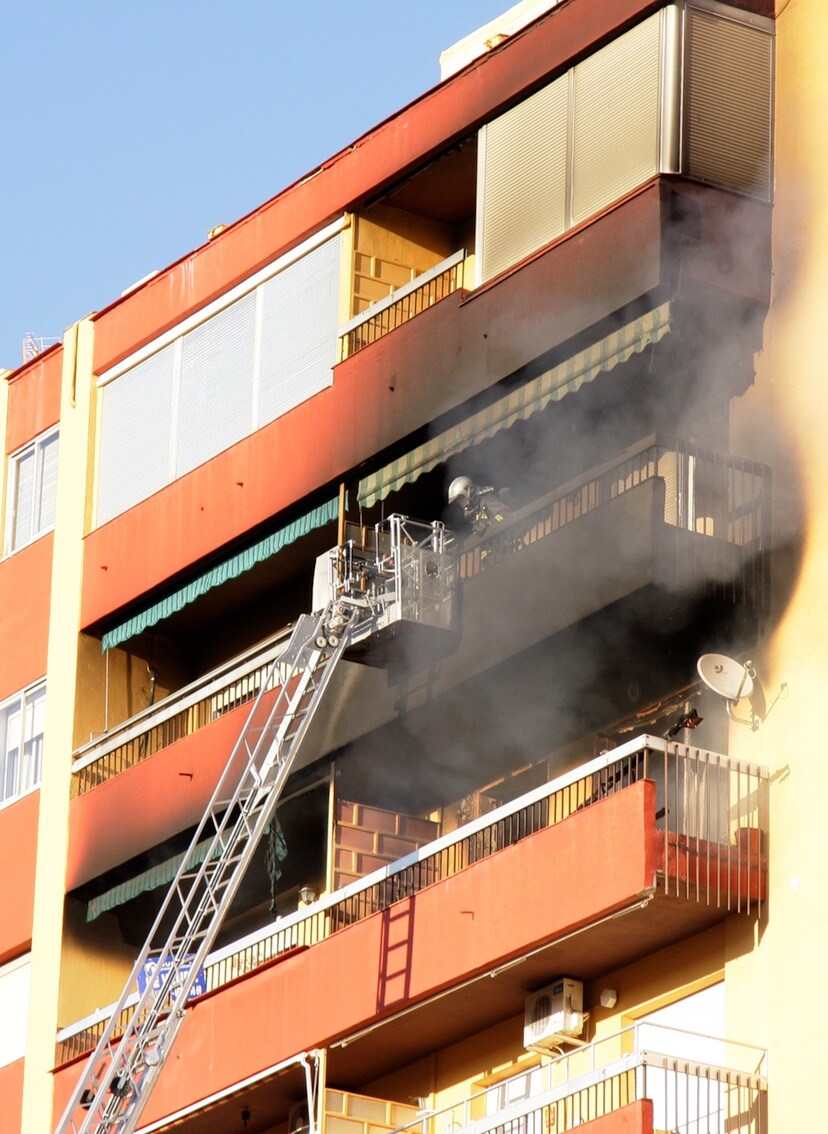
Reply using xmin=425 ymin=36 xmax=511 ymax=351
xmin=54 ymin=783 xmax=657 ymax=1124
xmin=579 ymin=1101 xmax=653 ymax=1134
xmin=4 ymin=346 xmax=62 ymax=455
xmin=66 ymin=694 xmax=273 ymax=890
xmin=0 ymin=1059 xmax=24 ymax=1134
xmin=90 ymin=0 xmax=667 ymax=375
xmin=81 ymin=184 xmax=667 ymax=629
xmin=0 ymin=791 xmax=39 ymax=963
xmin=0 ymin=534 xmax=52 ymax=701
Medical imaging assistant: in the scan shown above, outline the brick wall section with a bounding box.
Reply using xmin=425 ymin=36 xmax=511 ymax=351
xmin=334 ymin=801 xmax=440 ymax=889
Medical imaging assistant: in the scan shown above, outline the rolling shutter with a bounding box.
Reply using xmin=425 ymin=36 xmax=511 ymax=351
xmin=96 ymin=232 xmax=342 ymax=524
xmin=97 ymin=344 xmax=175 ymax=526
xmin=259 ymin=233 xmax=341 ymax=427
xmin=683 ymin=7 xmax=773 ymax=200
xmin=176 ymin=290 xmax=257 ymax=478
xmin=571 ymin=12 xmax=662 ymax=227
xmin=479 ymin=73 xmax=569 ymax=284
xmin=37 ymin=431 xmax=59 ymax=533
xmin=11 ymin=448 xmax=35 ymax=548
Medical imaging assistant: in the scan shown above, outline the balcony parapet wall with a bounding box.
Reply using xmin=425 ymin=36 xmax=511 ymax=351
xmin=58 ymin=738 xmax=767 ymax=1069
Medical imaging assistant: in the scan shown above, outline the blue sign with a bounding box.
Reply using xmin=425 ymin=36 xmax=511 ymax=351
xmin=137 ymin=955 xmax=207 ymax=1003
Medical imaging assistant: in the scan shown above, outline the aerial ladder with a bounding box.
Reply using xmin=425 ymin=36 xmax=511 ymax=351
xmin=56 ymin=515 xmax=456 ymax=1134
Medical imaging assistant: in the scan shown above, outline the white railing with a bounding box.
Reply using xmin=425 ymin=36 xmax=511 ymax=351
xmin=71 ymin=625 xmax=295 ymax=795
xmin=56 ymin=736 xmax=767 ymax=1063
xmin=392 ymin=1022 xmax=766 ymax=1134
xmin=338 ymin=250 xmax=467 ymax=359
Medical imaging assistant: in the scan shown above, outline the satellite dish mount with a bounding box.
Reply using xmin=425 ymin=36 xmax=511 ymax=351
xmin=696 ymin=654 xmax=767 ymax=732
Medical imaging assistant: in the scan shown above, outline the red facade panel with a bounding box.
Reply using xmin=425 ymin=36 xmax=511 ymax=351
xmin=578 ymin=1101 xmax=654 ymax=1134
xmin=0 ymin=1059 xmax=24 ymax=1134
xmin=0 ymin=534 xmax=52 ymax=701
xmin=5 ymin=347 xmax=62 ymax=455
xmin=66 ymin=694 xmax=271 ymax=891
xmin=54 ymin=783 xmax=657 ymax=1125
xmin=0 ymin=791 xmax=39 ymax=962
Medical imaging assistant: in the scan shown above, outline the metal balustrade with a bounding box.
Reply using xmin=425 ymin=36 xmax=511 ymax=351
xmin=70 ymin=626 xmax=294 ymax=796
xmin=459 ymin=435 xmax=771 ymax=615
xmin=389 ymin=1022 xmax=766 ymax=1134
xmin=56 ymin=736 xmax=767 ymax=1064
xmin=338 ymin=250 xmax=467 ymax=360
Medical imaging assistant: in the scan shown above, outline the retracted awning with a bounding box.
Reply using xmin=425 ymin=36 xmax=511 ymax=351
xmin=86 ymin=836 xmax=219 ymax=922
xmin=86 ymin=821 xmax=288 ymax=922
xmin=101 ymin=497 xmax=339 ymax=652
xmin=357 ymin=303 xmax=670 ymax=509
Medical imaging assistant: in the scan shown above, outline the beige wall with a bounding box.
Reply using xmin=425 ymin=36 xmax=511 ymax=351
xmin=727 ymin=0 xmax=828 ymax=1125
xmin=58 ymin=900 xmax=135 ymax=1025
xmin=351 ymin=205 xmax=458 ymax=317
xmin=363 ymin=926 xmax=727 ymax=1117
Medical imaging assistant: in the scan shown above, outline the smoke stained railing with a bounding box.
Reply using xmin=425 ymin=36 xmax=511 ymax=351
xmin=338 ymin=250 xmax=467 ymax=360
xmin=459 ymin=435 xmax=771 ymax=612
xmin=56 ymin=736 xmax=767 ymax=1064
xmin=385 ymin=1022 xmax=767 ymax=1134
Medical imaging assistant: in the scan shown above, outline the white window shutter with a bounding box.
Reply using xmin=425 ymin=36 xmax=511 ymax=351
xmin=479 ymin=73 xmax=569 ymax=284
xmin=176 ymin=290 xmax=257 ymax=479
xmin=97 ymin=346 xmax=176 ymax=526
xmin=259 ymin=234 xmax=341 ymax=427
xmin=570 ymin=12 xmax=662 ymax=227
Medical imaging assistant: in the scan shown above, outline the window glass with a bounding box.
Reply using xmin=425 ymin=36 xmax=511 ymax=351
xmin=0 ymin=683 xmax=45 ymax=805
xmin=6 ymin=428 xmax=59 ymax=553
xmin=96 ymin=230 xmax=342 ymax=526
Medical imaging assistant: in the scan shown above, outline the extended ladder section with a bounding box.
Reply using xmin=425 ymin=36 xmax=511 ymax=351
xmin=57 ymin=516 xmax=455 ymax=1134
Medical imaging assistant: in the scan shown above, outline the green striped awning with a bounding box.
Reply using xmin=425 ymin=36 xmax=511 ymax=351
xmin=358 ymin=303 xmax=670 ymax=509
xmin=86 ymin=836 xmax=219 ymax=922
xmin=101 ymin=497 xmax=339 ymax=652
xmin=86 ymin=821 xmax=288 ymax=922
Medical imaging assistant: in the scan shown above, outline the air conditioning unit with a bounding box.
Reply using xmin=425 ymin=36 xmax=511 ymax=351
xmin=289 ymin=1102 xmax=310 ymax=1134
xmin=523 ymin=978 xmax=584 ymax=1049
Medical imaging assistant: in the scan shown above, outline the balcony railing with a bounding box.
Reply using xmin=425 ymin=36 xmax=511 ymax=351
xmin=56 ymin=736 xmax=767 ymax=1064
xmin=70 ymin=625 xmax=295 ymax=796
xmin=391 ymin=1022 xmax=766 ymax=1134
xmin=459 ymin=434 xmax=771 ymax=612
xmin=338 ymin=249 xmax=466 ymax=360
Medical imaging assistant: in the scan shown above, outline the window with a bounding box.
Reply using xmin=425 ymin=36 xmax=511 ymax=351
xmin=5 ymin=427 xmax=59 ymax=554
xmin=477 ymin=2 xmax=773 ymax=283
xmin=0 ymin=682 xmax=46 ymax=805
xmin=0 ymin=953 xmax=30 ymax=1067
xmin=96 ymin=225 xmax=343 ymax=526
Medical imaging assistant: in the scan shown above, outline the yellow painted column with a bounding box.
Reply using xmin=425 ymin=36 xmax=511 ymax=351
xmin=728 ymin=0 xmax=828 ymax=1127
xmin=22 ymin=320 xmax=96 ymax=1134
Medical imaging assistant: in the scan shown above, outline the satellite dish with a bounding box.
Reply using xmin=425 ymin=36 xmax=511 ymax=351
xmin=697 ymin=654 xmax=765 ymax=731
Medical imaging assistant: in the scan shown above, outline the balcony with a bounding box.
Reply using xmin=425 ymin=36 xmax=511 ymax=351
xmin=70 ymin=435 xmax=770 ymax=800
xmin=339 ymin=250 xmax=468 ymax=361
xmin=56 ymin=736 xmax=767 ymax=1080
xmin=392 ymin=1022 xmax=766 ymax=1134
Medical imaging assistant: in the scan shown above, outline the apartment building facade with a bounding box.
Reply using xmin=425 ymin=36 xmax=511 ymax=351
xmin=5 ymin=0 xmax=819 ymax=1131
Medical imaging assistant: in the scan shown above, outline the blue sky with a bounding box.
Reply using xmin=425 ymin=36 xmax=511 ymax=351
xmin=1 ymin=1 xmax=510 ymax=371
